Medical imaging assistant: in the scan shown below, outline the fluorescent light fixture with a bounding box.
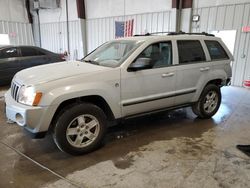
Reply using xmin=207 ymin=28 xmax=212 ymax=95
xmin=0 ymin=34 xmax=10 ymax=45
xmin=192 ymin=15 xmax=200 ymax=22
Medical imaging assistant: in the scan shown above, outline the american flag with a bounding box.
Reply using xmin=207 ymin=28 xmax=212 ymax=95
xmin=115 ymin=19 xmax=134 ymax=38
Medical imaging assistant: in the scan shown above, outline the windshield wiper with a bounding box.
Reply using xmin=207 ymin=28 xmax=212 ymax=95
xmin=82 ymin=59 xmax=99 ymax=65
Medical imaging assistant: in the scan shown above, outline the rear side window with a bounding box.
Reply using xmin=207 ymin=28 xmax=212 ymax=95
xmin=21 ymin=47 xmax=45 ymax=57
xmin=177 ymin=40 xmax=206 ymax=64
xmin=205 ymin=40 xmax=229 ymax=60
xmin=0 ymin=47 xmax=19 ymax=59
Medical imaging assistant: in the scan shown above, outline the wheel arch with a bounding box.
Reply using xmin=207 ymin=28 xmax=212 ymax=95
xmin=193 ymin=78 xmax=224 ymax=103
xmin=48 ymin=95 xmax=115 ymax=132
xmin=192 ymin=84 xmax=222 ymax=119
xmin=205 ymin=79 xmax=224 ymax=87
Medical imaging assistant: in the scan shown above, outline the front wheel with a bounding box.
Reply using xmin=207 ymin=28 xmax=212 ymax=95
xmin=53 ymin=103 xmax=107 ymax=155
xmin=192 ymin=84 xmax=221 ymax=119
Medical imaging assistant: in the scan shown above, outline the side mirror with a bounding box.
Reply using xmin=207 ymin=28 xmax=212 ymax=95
xmin=128 ymin=58 xmax=153 ymax=72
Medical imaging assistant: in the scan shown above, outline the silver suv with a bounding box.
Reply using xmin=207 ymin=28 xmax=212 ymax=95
xmin=5 ymin=32 xmax=233 ymax=155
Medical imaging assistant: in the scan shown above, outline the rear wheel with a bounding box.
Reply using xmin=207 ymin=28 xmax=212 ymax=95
xmin=192 ymin=84 xmax=221 ymax=119
xmin=53 ymin=103 xmax=107 ymax=155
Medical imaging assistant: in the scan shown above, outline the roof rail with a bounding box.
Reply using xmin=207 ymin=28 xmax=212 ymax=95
xmin=134 ymin=32 xmax=173 ymax=36
xmin=133 ymin=31 xmax=215 ymax=37
xmin=167 ymin=31 xmax=215 ymax=36
xmin=133 ymin=33 xmax=151 ymax=36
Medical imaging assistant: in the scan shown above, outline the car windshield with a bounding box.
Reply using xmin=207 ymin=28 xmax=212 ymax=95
xmin=82 ymin=40 xmax=144 ymax=68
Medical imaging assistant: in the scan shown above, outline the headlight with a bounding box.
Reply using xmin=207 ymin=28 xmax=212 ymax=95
xmin=18 ymin=86 xmax=43 ymax=106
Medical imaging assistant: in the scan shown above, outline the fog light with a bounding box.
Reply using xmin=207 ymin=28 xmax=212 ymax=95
xmin=16 ymin=113 xmax=24 ymax=126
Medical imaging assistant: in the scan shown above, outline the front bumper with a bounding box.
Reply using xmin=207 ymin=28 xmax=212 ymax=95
xmin=5 ymin=90 xmax=50 ymax=138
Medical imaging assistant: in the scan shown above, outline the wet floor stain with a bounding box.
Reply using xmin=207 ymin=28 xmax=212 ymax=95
xmin=41 ymin=130 xmax=250 ymax=188
xmin=112 ymin=156 xmax=134 ymax=169
xmin=165 ymin=148 xmax=176 ymax=154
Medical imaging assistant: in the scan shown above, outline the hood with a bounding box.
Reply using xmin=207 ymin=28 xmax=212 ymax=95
xmin=14 ymin=61 xmax=110 ymax=85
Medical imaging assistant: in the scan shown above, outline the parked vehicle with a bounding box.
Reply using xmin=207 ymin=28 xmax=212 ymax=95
xmin=5 ymin=32 xmax=233 ymax=155
xmin=0 ymin=45 xmax=65 ymax=85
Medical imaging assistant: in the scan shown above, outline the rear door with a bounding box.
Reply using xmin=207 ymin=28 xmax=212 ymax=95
xmin=174 ymin=40 xmax=211 ymax=105
xmin=19 ymin=47 xmax=50 ymax=69
xmin=0 ymin=47 xmax=21 ymax=85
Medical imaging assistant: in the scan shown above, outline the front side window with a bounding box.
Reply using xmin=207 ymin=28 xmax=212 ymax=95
xmin=83 ymin=40 xmax=144 ymax=68
xmin=177 ymin=40 xmax=206 ymax=64
xmin=138 ymin=41 xmax=172 ymax=68
xmin=136 ymin=42 xmax=172 ymax=68
xmin=205 ymin=40 xmax=229 ymax=60
xmin=0 ymin=47 xmax=18 ymax=59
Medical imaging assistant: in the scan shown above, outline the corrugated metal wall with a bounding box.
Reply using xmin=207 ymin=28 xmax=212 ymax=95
xmin=86 ymin=11 xmax=173 ymax=52
xmin=0 ymin=21 xmax=34 ymax=45
xmin=40 ymin=20 xmax=84 ymax=59
xmin=192 ymin=3 xmax=250 ymax=86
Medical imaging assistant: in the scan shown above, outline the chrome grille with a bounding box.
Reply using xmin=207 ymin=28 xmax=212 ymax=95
xmin=11 ymin=82 xmax=21 ymax=101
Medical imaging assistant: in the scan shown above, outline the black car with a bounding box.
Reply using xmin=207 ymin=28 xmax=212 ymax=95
xmin=0 ymin=45 xmax=65 ymax=85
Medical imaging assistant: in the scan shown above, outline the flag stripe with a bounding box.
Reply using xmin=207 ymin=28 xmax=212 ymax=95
xmin=115 ymin=19 xmax=134 ymax=38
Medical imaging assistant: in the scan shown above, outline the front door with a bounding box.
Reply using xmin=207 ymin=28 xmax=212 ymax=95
xmin=121 ymin=41 xmax=176 ymax=117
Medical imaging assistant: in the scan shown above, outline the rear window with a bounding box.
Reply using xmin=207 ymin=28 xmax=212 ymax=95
xmin=205 ymin=40 xmax=229 ymax=60
xmin=177 ymin=40 xmax=206 ymax=64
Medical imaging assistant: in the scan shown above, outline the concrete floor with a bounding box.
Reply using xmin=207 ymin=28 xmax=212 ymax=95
xmin=0 ymin=86 xmax=250 ymax=188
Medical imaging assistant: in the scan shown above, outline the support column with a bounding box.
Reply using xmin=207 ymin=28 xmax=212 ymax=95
xmin=66 ymin=0 xmax=70 ymax=54
xmin=28 ymin=0 xmax=41 ymax=47
xmin=172 ymin=0 xmax=179 ymax=32
xmin=76 ymin=0 xmax=87 ymax=56
xmin=180 ymin=0 xmax=193 ymax=32
xmin=172 ymin=0 xmax=193 ymax=33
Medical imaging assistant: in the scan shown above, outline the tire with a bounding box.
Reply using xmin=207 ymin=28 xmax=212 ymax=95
xmin=53 ymin=103 xmax=107 ymax=155
xmin=192 ymin=84 xmax=221 ymax=119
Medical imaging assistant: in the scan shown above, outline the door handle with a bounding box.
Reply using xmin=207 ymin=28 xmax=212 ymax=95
xmin=200 ymin=67 xmax=210 ymax=72
xmin=162 ymin=72 xmax=174 ymax=78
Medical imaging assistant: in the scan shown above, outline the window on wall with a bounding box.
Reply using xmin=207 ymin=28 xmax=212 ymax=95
xmin=205 ymin=40 xmax=229 ymax=60
xmin=137 ymin=42 xmax=172 ymax=68
xmin=177 ymin=40 xmax=206 ymax=64
xmin=0 ymin=47 xmax=18 ymax=59
xmin=0 ymin=34 xmax=10 ymax=45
